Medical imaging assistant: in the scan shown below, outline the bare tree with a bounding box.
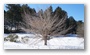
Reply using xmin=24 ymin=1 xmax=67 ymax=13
xmin=21 ymin=7 xmax=74 ymax=45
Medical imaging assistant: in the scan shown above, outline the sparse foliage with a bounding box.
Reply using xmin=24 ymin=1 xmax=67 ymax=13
xmin=21 ymin=6 xmax=74 ymax=45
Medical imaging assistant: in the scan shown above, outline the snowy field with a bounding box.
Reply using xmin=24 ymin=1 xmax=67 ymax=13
xmin=4 ymin=34 xmax=84 ymax=49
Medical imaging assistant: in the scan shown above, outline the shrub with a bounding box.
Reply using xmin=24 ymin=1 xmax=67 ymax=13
xmin=4 ymin=38 xmax=8 ymax=41
xmin=5 ymin=34 xmax=19 ymax=42
xmin=21 ymin=36 xmax=29 ymax=44
xmin=7 ymin=34 xmax=13 ymax=38
xmin=10 ymin=38 xmax=16 ymax=42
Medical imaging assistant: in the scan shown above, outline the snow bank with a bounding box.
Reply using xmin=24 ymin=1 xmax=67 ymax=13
xmin=4 ymin=34 xmax=84 ymax=49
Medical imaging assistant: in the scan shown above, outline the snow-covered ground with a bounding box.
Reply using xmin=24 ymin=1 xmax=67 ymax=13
xmin=4 ymin=34 xmax=84 ymax=49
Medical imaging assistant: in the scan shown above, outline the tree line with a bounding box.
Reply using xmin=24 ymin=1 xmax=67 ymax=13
xmin=4 ymin=4 xmax=84 ymax=37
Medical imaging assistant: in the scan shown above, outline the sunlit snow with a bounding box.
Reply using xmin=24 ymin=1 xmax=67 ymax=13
xmin=4 ymin=34 xmax=84 ymax=49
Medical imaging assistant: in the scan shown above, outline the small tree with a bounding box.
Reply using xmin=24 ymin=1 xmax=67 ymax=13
xmin=21 ymin=6 xmax=74 ymax=45
xmin=76 ymin=20 xmax=84 ymax=37
xmin=67 ymin=16 xmax=77 ymax=34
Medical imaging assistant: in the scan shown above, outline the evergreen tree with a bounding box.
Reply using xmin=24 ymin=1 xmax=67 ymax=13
xmin=67 ymin=16 xmax=77 ymax=34
xmin=6 ymin=4 xmax=22 ymax=31
xmin=21 ymin=4 xmax=36 ymax=15
xmin=76 ymin=20 xmax=84 ymax=37
xmin=54 ymin=6 xmax=67 ymax=19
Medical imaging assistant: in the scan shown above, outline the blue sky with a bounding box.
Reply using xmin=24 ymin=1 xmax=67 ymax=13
xmin=4 ymin=4 xmax=84 ymax=22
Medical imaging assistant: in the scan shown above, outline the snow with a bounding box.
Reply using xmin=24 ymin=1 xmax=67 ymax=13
xmin=4 ymin=34 xmax=84 ymax=49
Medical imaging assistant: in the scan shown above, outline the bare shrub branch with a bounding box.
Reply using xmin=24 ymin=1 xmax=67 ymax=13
xmin=21 ymin=8 xmax=74 ymax=45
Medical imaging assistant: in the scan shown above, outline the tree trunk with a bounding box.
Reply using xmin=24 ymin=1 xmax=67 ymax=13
xmin=10 ymin=26 xmax=12 ymax=32
xmin=44 ymin=36 xmax=47 ymax=45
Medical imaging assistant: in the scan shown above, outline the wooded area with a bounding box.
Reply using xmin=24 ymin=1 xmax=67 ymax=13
xmin=4 ymin=4 xmax=84 ymax=34
xmin=4 ymin=4 xmax=84 ymax=45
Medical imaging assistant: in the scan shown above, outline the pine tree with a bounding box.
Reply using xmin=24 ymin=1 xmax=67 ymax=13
xmin=6 ymin=4 xmax=22 ymax=31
